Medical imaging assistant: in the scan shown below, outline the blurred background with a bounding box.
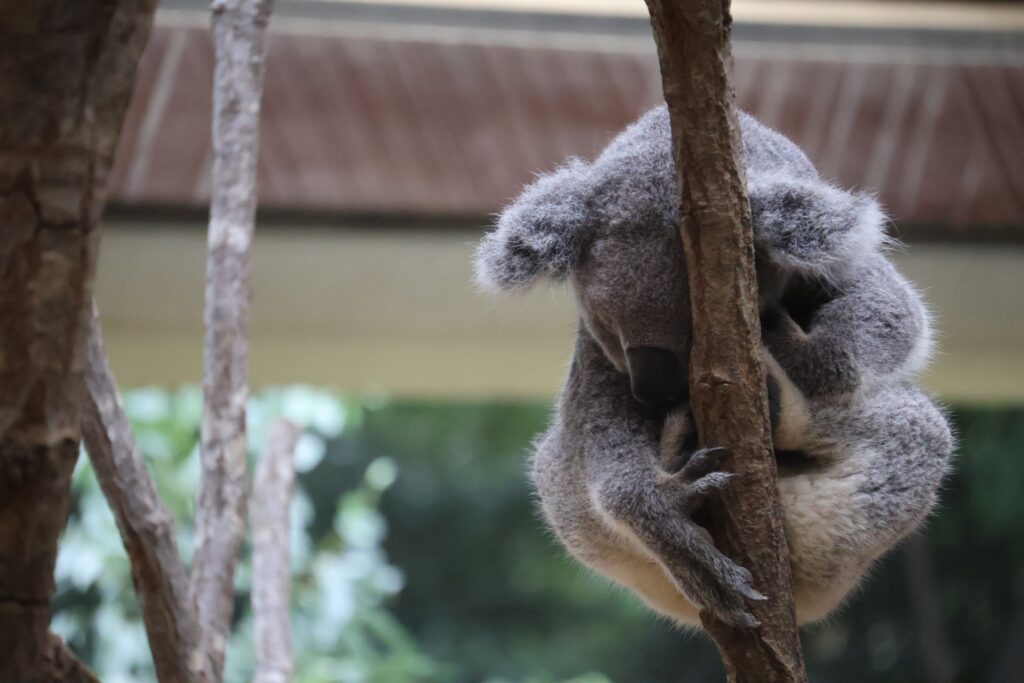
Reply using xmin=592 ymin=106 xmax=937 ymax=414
xmin=59 ymin=0 xmax=1024 ymax=681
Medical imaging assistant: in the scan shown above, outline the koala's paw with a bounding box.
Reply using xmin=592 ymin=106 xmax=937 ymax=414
xmin=675 ymin=446 xmax=733 ymax=513
xmin=669 ymin=447 xmax=767 ymax=628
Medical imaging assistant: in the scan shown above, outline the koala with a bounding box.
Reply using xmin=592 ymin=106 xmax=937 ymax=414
xmin=474 ymin=106 xmax=953 ymax=628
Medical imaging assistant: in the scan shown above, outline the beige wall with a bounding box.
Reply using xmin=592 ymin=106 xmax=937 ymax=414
xmin=95 ymin=222 xmax=1024 ymax=403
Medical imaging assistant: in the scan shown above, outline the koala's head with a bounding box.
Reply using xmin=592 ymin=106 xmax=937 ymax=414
xmin=474 ymin=106 xmax=886 ymax=406
xmin=474 ymin=148 xmax=693 ymax=406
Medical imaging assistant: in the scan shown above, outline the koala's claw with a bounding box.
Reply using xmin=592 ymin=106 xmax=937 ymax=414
xmin=690 ymin=548 xmax=767 ymax=628
xmin=675 ymin=540 xmax=766 ymax=628
xmin=665 ymin=449 xmax=767 ymax=628
xmin=681 ymin=472 xmax=735 ymax=514
xmin=674 ymin=447 xmax=734 ymax=514
xmin=680 ymin=446 xmax=729 ymax=481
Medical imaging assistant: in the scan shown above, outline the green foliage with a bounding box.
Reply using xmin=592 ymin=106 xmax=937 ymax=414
xmin=54 ymin=392 xmax=1024 ymax=682
xmin=55 ymin=387 xmax=441 ymax=683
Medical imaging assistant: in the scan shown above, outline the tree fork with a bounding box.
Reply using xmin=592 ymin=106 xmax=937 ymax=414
xmin=642 ymin=1 xmax=807 ymax=680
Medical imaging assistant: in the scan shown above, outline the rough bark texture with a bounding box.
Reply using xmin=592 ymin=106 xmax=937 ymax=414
xmin=42 ymin=636 xmax=102 ymax=683
xmin=188 ymin=0 xmax=274 ymax=678
xmin=82 ymin=303 xmax=211 ymax=683
xmin=642 ymin=1 xmax=807 ymax=680
xmin=251 ymin=418 xmax=299 ymax=683
xmin=0 ymin=2 xmax=155 ymax=680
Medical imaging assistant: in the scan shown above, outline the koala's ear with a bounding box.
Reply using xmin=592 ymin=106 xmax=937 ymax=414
xmin=748 ymin=177 xmax=889 ymax=278
xmin=474 ymin=159 xmax=594 ymax=292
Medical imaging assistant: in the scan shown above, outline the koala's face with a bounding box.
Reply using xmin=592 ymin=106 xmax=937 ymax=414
xmin=571 ymin=218 xmax=692 ymax=406
xmin=473 ymin=156 xmax=692 ymax=407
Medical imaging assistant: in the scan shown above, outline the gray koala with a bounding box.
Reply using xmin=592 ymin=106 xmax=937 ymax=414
xmin=474 ymin=106 xmax=954 ymax=628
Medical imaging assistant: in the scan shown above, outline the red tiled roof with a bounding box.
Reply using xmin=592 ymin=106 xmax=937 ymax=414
xmin=106 ymin=19 xmax=1024 ymax=236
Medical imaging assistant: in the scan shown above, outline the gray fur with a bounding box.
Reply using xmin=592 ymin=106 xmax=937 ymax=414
xmin=475 ymin=106 xmax=888 ymax=293
xmin=475 ymin=106 xmax=953 ymax=628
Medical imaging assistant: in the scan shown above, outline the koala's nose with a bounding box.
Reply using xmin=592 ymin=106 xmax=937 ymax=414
xmin=626 ymin=347 xmax=689 ymax=405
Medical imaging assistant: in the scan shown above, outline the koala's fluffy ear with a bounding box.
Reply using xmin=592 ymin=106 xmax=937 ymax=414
xmin=474 ymin=159 xmax=594 ymax=292
xmin=748 ymin=177 xmax=889 ymax=279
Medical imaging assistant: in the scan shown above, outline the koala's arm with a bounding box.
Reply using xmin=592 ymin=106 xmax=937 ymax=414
xmin=764 ymin=254 xmax=930 ymax=398
xmin=561 ymin=329 xmax=765 ymax=627
xmin=747 ymin=158 xmax=887 ymax=279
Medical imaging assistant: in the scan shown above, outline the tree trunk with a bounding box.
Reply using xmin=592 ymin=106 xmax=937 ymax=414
xmin=642 ymin=1 xmax=806 ymax=680
xmin=0 ymin=1 xmax=156 ymax=680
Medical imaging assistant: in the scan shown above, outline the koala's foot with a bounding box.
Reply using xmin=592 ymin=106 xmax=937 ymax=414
xmin=661 ymin=447 xmax=767 ymax=628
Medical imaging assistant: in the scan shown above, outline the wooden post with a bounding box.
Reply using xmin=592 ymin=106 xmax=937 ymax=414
xmin=642 ymin=1 xmax=807 ymax=680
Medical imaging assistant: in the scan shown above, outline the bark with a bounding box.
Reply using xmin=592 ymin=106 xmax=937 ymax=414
xmin=188 ymin=0 xmax=274 ymax=678
xmin=0 ymin=1 xmax=155 ymax=680
xmin=251 ymin=418 xmax=300 ymax=683
xmin=642 ymin=1 xmax=806 ymax=680
xmin=43 ymin=636 xmax=101 ymax=683
xmin=82 ymin=303 xmax=211 ymax=683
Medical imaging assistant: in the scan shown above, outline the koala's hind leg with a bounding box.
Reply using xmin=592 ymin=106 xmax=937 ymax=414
xmin=589 ymin=445 xmax=766 ymax=628
xmin=776 ymin=385 xmax=953 ymax=622
xmin=565 ymin=331 xmax=766 ymax=627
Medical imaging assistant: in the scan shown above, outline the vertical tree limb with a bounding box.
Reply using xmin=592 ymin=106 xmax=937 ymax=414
xmin=642 ymin=1 xmax=806 ymax=680
xmin=82 ymin=303 xmax=210 ymax=683
xmin=251 ymin=418 xmax=299 ymax=683
xmin=0 ymin=2 xmax=155 ymax=680
xmin=189 ymin=0 xmax=274 ymax=678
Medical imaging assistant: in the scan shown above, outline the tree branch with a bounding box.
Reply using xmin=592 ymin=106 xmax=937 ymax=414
xmin=81 ymin=303 xmax=210 ymax=683
xmin=642 ymin=1 xmax=806 ymax=680
xmin=188 ymin=0 xmax=274 ymax=678
xmin=44 ymin=634 xmax=102 ymax=683
xmin=251 ymin=418 xmax=300 ymax=683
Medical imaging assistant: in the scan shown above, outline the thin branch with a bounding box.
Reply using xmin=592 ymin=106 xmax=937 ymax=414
xmin=82 ymin=303 xmax=210 ymax=683
xmin=642 ymin=1 xmax=806 ymax=680
xmin=189 ymin=0 xmax=274 ymax=677
xmin=251 ymin=418 xmax=300 ymax=683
